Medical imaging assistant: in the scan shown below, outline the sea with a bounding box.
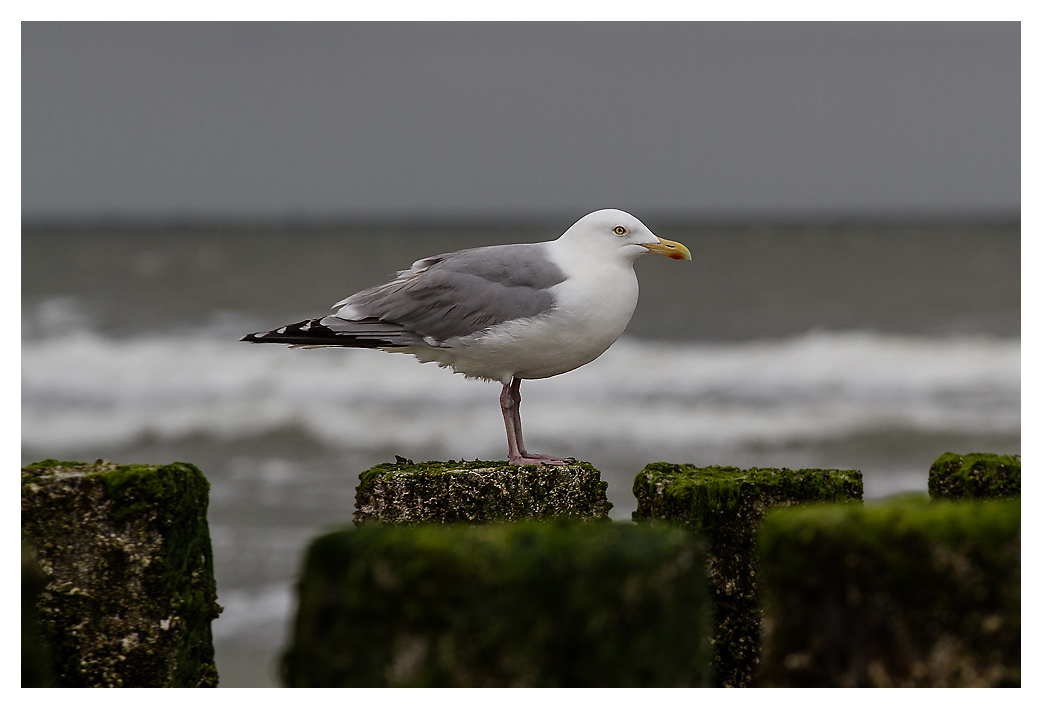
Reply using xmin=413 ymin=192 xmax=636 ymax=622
xmin=21 ymin=219 xmax=1021 ymax=686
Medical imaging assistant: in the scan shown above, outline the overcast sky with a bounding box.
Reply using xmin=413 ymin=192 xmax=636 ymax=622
xmin=21 ymin=21 xmax=1020 ymax=222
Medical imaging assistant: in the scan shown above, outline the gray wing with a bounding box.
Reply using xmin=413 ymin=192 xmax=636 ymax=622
xmin=333 ymin=243 xmax=567 ymax=343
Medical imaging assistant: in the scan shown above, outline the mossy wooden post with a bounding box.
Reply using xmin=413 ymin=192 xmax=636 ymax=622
xmin=282 ymin=521 xmax=711 ymax=687
xmin=354 ymin=459 xmax=612 ymax=524
xmin=23 ymin=545 xmax=55 ymax=687
xmin=20 ymin=459 xmax=222 ymax=687
xmin=929 ymin=452 xmax=1021 ymax=500
xmin=632 ymin=463 xmax=863 ymax=687
xmin=758 ymin=499 xmax=1021 ymax=687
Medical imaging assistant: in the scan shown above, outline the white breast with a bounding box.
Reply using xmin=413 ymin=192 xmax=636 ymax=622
xmin=426 ymin=239 xmax=641 ymax=383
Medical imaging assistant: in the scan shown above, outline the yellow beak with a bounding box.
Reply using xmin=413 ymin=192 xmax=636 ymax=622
xmin=641 ymin=237 xmax=692 ymax=261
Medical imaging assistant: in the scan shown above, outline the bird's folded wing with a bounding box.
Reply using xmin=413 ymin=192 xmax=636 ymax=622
xmin=336 ymin=243 xmax=567 ymax=343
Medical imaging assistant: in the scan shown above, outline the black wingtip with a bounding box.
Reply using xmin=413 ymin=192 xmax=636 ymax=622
xmin=241 ymin=320 xmax=318 ymax=344
xmin=239 ymin=318 xmax=425 ymax=348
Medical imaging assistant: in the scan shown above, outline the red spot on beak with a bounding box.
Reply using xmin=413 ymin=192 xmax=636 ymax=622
xmin=669 ymin=252 xmax=685 ymax=260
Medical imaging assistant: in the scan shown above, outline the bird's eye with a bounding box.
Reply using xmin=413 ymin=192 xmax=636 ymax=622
xmin=613 ymin=226 xmax=627 ymax=235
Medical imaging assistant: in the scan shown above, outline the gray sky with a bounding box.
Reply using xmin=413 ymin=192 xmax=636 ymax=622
xmin=22 ymin=21 xmax=1020 ymax=222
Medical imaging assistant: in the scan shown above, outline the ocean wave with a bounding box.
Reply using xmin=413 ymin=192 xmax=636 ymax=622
xmin=22 ymin=327 xmax=1020 ymax=452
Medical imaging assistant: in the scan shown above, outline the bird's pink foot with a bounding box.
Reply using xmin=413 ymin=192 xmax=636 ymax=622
xmin=508 ymin=453 xmax=578 ymax=466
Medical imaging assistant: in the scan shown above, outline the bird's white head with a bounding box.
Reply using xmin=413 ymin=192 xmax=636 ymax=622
xmin=558 ymin=208 xmax=692 ymax=263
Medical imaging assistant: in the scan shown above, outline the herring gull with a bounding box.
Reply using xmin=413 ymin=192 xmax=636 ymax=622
xmin=242 ymin=209 xmax=691 ymax=465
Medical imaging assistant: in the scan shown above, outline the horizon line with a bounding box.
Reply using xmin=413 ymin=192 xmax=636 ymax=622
xmin=21 ymin=207 xmax=1022 ymax=231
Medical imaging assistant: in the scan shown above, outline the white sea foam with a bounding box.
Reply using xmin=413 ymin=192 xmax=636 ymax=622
xmin=210 ymin=582 xmax=295 ymax=643
xmin=21 ymin=327 xmax=1020 ymax=453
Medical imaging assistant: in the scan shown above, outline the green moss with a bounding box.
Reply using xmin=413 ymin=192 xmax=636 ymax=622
xmin=21 ymin=458 xmax=100 ymax=474
xmin=632 ymin=463 xmax=863 ymax=687
xmin=282 ymin=520 xmax=711 ymax=687
xmin=634 ymin=462 xmax=863 ymax=521
xmin=355 ymin=459 xmax=612 ymax=524
xmin=361 ymin=458 xmax=513 ymax=481
xmin=21 ymin=459 xmax=221 ymax=687
xmin=758 ymin=498 xmax=1021 ymax=687
xmin=929 ymin=452 xmax=1020 ymax=501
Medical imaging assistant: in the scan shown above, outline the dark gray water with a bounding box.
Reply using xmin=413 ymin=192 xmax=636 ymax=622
xmin=22 ymin=219 xmax=1020 ymax=340
xmin=22 ymin=219 xmax=1020 ymax=686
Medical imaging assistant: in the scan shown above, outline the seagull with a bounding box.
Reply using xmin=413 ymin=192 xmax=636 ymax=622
xmin=242 ymin=209 xmax=691 ymax=465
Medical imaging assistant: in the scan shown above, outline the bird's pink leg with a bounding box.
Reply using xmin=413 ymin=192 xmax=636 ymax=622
xmin=500 ymin=380 xmax=524 ymax=462
xmin=500 ymin=377 xmax=576 ymax=466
